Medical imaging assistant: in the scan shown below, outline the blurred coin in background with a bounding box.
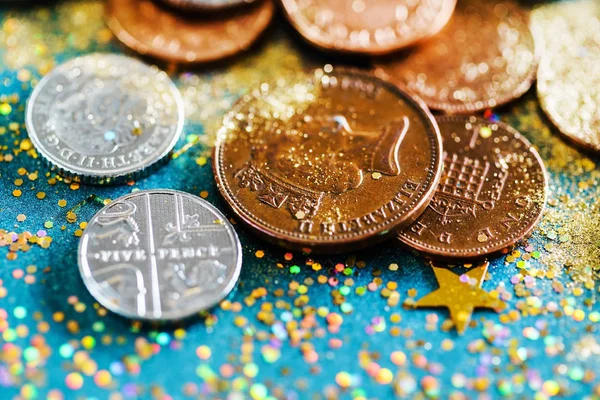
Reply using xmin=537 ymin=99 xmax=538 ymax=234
xmin=281 ymin=0 xmax=456 ymax=55
xmin=532 ymin=0 xmax=600 ymax=153
xmin=375 ymin=0 xmax=536 ymax=114
xmin=106 ymin=0 xmax=274 ymax=64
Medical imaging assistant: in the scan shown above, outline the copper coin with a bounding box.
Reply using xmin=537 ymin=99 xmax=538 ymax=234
xmin=280 ymin=0 xmax=457 ymax=55
xmin=106 ymin=0 xmax=274 ymax=64
xmin=214 ymin=67 xmax=443 ymax=252
xmin=399 ymin=116 xmax=547 ymax=260
xmin=162 ymin=0 xmax=255 ymax=11
xmin=532 ymin=1 xmax=600 ymax=153
xmin=374 ymin=0 xmax=536 ymax=113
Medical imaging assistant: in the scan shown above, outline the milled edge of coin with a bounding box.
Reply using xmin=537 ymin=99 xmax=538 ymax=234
xmin=372 ymin=3 xmax=538 ymax=114
xmin=77 ymin=189 xmax=243 ymax=321
xmin=105 ymin=0 xmax=275 ymax=64
xmin=280 ymin=0 xmax=457 ymax=56
xmin=213 ymin=67 xmax=444 ymax=252
xmin=398 ymin=115 xmax=549 ymax=260
xmin=25 ymin=53 xmax=184 ymax=185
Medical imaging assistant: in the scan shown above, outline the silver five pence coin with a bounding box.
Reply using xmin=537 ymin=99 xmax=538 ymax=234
xmin=78 ymin=189 xmax=242 ymax=321
xmin=26 ymin=53 xmax=184 ymax=184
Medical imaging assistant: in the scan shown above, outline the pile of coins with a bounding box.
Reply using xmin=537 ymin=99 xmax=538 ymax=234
xmin=213 ymin=68 xmax=547 ymax=258
xmin=23 ymin=0 xmax=600 ymax=321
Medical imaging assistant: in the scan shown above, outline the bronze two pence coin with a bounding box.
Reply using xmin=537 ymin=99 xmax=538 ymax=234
xmin=214 ymin=67 xmax=443 ymax=252
xmin=399 ymin=116 xmax=547 ymax=260
xmin=374 ymin=0 xmax=536 ymax=113
xmin=280 ymin=0 xmax=457 ymax=55
xmin=106 ymin=0 xmax=274 ymax=64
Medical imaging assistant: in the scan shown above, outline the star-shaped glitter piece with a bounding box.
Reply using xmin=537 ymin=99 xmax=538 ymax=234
xmin=414 ymin=263 xmax=506 ymax=335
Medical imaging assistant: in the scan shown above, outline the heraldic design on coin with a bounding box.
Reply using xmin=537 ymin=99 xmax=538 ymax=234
xmin=78 ymin=190 xmax=242 ymax=321
xmin=26 ymin=53 xmax=183 ymax=183
xmin=399 ymin=116 xmax=547 ymax=259
xmin=214 ymin=68 xmax=443 ymax=251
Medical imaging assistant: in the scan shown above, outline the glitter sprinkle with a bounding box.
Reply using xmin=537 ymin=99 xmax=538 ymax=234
xmin=0 ymin=103 xmax=12 ymax=115
xmin=65 ymin=372 xmax=84 ymax=390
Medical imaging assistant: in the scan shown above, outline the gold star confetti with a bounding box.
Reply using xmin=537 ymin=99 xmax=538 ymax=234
xmin=413 ymin=263 xmax=505 ymax=335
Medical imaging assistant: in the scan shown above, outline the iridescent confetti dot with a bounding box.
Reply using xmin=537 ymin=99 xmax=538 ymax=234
xmin=13 ymin=306 xmax=26 ymax=319
xmin=65 ymin=372 xmax=84 ymax=390
xmin=0 ymin=103 xmax=12 ymax=115
xmin=335 ymin=371 xmax=352 ymax=388
xmin=94 ymin=370 xmax=112 ymax=387
xmin=250 ymin=383 xmax=268 ymax=399
xmin=196 ymin=345 xmax=211 ymax=360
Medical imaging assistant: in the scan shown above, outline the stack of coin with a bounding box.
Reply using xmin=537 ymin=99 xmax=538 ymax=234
xmin=279 ymin=0 xmax=536 ymax=114
xmin=212 ymin=66 xmax=549 ymax=258
xmin=105 ymin=0 xmax=274 ymax=64
xmin=23 ymin=0 xmax=555 ymax=323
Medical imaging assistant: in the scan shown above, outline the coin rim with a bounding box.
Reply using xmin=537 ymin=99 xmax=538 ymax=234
xmin=213 ymin=67 xmax=444 ymax=251
xmin=105 ymin=0 xmax=274 ymax=64
xmin=398 ymin=115 xmax=548 ymax=259
xmin=280 ymin=0 xmax=457 ymax=55
xmin=25 ymin=53 xmax=184 ymax=184
xmin=372 ymin=2 xmax=537 ymax=113
xmin=77 ymin=189 xmax=243 ymax=321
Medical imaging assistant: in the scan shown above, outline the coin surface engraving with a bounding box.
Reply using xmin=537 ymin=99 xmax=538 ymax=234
xmin=26 ymin=53 xmax=183 ymax=184
xmin=78 ymin=190 xmax=242 ymax=321
xmin=106 ymin=0 xmax=274 ymax=64
xmin=214 ymin=68 xmax=443 ymax=252
xmin=281 ymin=0 xmax=456 ymax=55
xmin=399 ymin=116 xmax=547 ymax=259
xmin=374 ymin=0 xmax=536 ymax=113
xmin=532 ymin=1 xmax=600 ymax=152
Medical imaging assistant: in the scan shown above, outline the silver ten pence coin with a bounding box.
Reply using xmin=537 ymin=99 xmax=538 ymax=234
xmin=26 ymin=53 xmax=184 ymax=184
xmin=78 ymin=190 xmax=242 ymax=320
